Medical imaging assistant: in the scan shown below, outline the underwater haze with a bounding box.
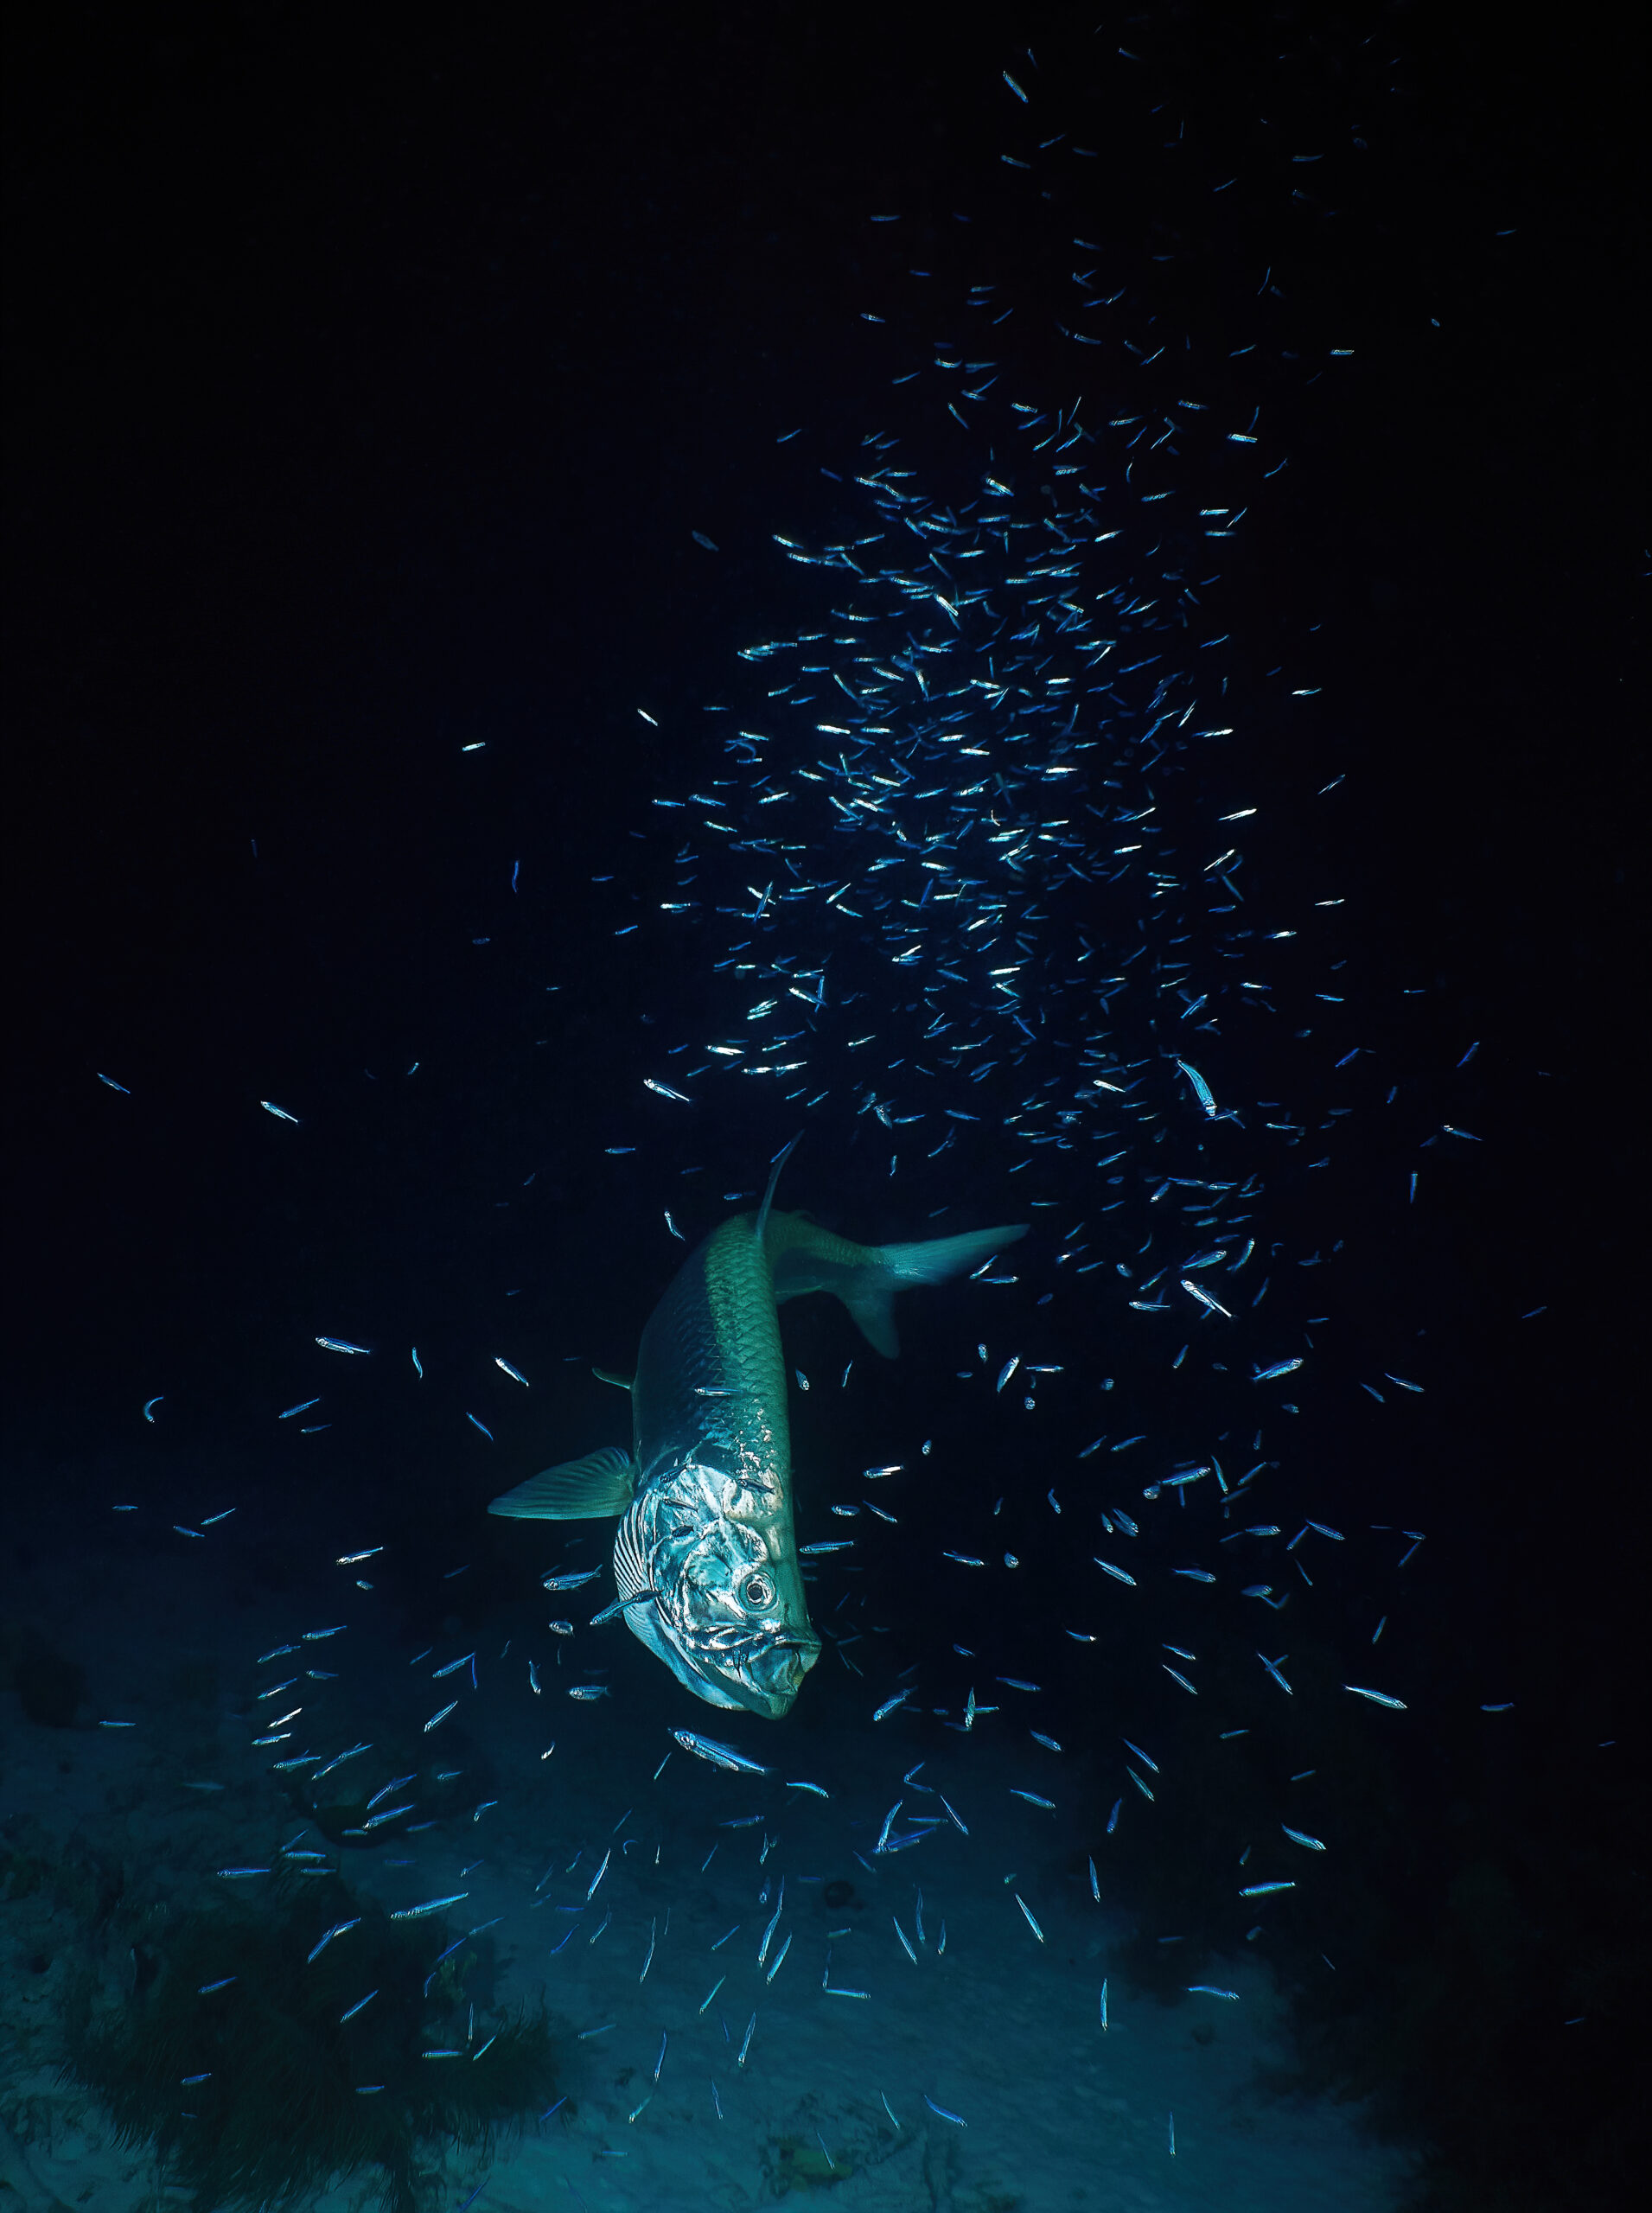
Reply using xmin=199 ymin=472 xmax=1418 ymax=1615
xmin=3 ymin=8 xmax=1642 ymax=2212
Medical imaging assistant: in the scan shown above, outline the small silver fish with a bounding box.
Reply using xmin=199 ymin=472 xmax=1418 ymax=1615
xmin=673 ymin=1729 xmax=770 ymax=1774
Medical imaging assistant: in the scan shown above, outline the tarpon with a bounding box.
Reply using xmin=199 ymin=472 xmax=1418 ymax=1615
xmin=488 ymin=1151 xmax=1026 ymax=1718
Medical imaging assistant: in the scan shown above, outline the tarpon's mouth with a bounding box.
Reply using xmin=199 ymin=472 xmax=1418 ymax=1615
xmin=711 ymin=1632 xmax=821 ymax=1715
xmin=768 ymin=1637 xmax=820 ymax=1688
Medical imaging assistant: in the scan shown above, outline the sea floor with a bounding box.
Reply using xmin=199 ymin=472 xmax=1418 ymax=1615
xmin=2 ymin=1524 xmax=1415 ymax=2212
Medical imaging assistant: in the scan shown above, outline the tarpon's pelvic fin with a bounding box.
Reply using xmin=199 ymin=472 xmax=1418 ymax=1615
xmin=764 ymin=1215 xmax=1030 ymax=1358
xmin=488 ymin=1445 xmax=636 ymax=1520
xmin=591 ymin=1367 xmax=634 ymax=1390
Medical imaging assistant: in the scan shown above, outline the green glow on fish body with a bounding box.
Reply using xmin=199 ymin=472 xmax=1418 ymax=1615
xmin=488 ymin=1185 xmax=1025 ymax=1717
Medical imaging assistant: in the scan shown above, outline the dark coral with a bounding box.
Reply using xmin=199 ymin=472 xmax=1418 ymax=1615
xmin=61 ymin=1867 xmax=557 ymax=2212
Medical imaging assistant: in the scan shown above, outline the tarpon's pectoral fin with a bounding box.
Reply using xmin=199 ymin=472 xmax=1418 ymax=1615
xmin=488 ymin=1445 xmax=636 ymax=1520
xmin=591 ymin=1367 xmax=634 ymax=1391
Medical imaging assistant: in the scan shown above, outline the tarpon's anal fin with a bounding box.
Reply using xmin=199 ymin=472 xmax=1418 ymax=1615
xmin=591 ymin=1367 xmax=635 ymax=1391
xmin=488 ymin=1445 xmax=636 ymax=1520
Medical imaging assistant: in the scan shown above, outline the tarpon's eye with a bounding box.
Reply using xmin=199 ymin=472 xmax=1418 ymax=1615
xmin=742 ymin=1572 xmax=775 ymax=1610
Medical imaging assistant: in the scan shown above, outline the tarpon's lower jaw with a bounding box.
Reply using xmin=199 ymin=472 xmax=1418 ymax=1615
xmin=711 ymin=1635 xmax=821 ymax=1717
xmin=769 ymin=1639 xmax=818 ymax=1694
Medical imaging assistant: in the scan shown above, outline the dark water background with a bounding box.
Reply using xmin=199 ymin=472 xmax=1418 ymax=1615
xmin=4 ymin=6 xmax=1643 ymax=2203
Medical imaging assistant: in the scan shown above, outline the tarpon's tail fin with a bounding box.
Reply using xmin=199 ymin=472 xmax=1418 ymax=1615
xmin=856 ymin=1223 xmax=1029 ymax=1355
xmin=768 ymin=1215 xmax=1029 ymax=1357
xmin=488 ymin=1445 xmax=636 ymax=1519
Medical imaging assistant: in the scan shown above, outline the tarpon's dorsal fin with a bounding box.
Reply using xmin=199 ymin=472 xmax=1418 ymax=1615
xmin=754 ymin=1132 xmax=802 ymax=1250
xmin=591 ymin=1367 xmax=634 ymax=1391
xmin=488 ymin=1445 xmax=636 ymax=1520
